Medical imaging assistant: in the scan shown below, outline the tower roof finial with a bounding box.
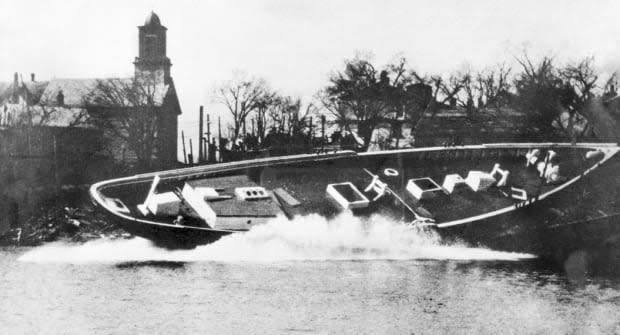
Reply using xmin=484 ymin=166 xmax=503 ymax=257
xmin=144 ymin=11 xmax=161 ymax=26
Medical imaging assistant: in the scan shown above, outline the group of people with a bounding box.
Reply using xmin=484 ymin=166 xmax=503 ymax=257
xmin=526 ymin=149 xmax=566 ymax=184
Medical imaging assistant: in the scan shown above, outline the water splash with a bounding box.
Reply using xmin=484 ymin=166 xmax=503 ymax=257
xmin=18 ymin=212 xmax=535 ymax=263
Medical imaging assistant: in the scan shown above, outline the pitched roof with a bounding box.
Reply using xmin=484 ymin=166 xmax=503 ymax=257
xmin=0 ymin=76 xmax=175 ymax=128
xmin=0 ymin=76 xmax=171 ymax=108
xmin=39 ymin=78 xmax=100 ymax=106
xmin=38 ymin=78 xmax=169 ymax=107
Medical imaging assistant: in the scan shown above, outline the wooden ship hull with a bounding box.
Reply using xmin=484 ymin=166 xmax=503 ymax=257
xmin=89 ymin=143 xmax=620 ymax=259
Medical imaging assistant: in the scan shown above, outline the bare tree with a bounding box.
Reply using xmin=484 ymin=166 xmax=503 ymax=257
xmin=214 ymin=72 xmax=274 ymax=143
xmin=440 ymin=74 xmax=468 ymax=106
xmin=386 ymin=56 xmax=414 ymax=87
xmin=513 ymin=52 xmax=581 ymax=140
xmin=477 ymin=63 xmax=512 ymax=108
xmin=317 ymin=89 xmax=351 ymax=132
xmin=324 ymin=57 xmax=388 ymax=149
xmin=459 ymin=71 xmax=477 ymax=113
xmin=412 ymin=71 xmax=468 ymax=112
xmin=12 ymin=93 xmax=88 ymax=128
xmin=264 ymin=95 xmax=316 ymax=136
xmin=322 ymin=56 xmax=423 ymax=149
xmin=288 ymin=101 xmax=317 ymax=136
xmin=561 ymin=56 xmax=598 ymax=102
xmin=254 ymin=96 xmax=274 ymax=142
xmin=514 ymin=53 xmax=559 ymax=129
xmin=266 ymin=96 xmax=291 ymax=132
xmin=86 ymin=75 xmax=166 ymax=170
xmin=603 ymin=72 xmax=618 ymax=97
xmin=559 ymin=56 xmax=599 ymax=142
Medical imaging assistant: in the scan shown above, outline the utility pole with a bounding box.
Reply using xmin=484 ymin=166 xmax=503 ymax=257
xmin=321 ymin=115 xmax=326 ymax=143
xmin=24 ymin=76 xmax=32 ymax=155
xmin=188 ymin=138 xmax=194 ymax=165
xmin=206 ymin=113 xmax=211 ymax=162
xmin=257 ymin=105 xmax=265 ymax=143
xmin=198 ymin=106 xmax=204 ymax=162
xmin=53 ymin=135 xmax=58 ymax=189
xmin=181 ymin=131 xmax=187 ymax=165
xmin=218 ymin=116 xmax=222 ymax=162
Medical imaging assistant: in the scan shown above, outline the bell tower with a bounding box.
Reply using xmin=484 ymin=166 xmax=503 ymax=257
xmin=134 ymin=11 xmax=171 ymax=84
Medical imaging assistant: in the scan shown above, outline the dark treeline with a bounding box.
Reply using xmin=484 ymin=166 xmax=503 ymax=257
xmin=213 ymin=73 xmax=329 ymax=159
xmin=213 ymin=52 xmax=617 ymax=157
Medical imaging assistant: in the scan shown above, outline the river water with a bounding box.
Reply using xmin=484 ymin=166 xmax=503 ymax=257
xmin=2 ymin=213 xmax=620 ymax=334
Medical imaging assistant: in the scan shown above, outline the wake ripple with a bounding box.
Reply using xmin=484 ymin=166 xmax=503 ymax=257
xmin=18 ymin=212 xmax=535 ymax=263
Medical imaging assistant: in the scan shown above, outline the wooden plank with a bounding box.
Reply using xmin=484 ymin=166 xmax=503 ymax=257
xmin=188 ymin=174 xmax=256 ymax=191
xmin=181 ymin=184 xmax=217 ymax=226
xmin=209 ymin=199 xmax=281 ymax=217
xmin=273 ymin=187 xmax=301 ymax=207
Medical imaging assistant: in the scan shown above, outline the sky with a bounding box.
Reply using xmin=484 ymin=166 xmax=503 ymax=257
xmin=2 ymin=0 xmax=620 ymax=141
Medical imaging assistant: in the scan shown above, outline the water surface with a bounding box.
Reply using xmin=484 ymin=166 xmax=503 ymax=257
xmin=2 ymin=214 xmax=619 ymax=334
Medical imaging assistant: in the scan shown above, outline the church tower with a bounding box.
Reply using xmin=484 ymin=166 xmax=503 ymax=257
xmin=134 ymin=11 xmax=172 ymax=84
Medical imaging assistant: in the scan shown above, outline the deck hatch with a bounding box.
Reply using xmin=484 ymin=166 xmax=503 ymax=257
xmin=442 ymin=174 xmax=468 ymax=194
xmin=407 ymin=177 xmax=444 ymax=200
xmin=326 ymin=182 xmax=369 ymax=210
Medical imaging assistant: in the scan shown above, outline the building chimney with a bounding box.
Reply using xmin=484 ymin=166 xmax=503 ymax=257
xmin=31 ymin=73 xmax=35 ymax=82
xmin=57 ymin=90 xmax=65 ymax=106
xmin=11 ymin=73 xmax=19 ymax=103
xmin=450 ymin=97 xmax=457 ymax=108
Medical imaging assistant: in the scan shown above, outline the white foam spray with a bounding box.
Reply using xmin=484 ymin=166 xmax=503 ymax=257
xmin=18 ymin=212 xmax=535 ymax=264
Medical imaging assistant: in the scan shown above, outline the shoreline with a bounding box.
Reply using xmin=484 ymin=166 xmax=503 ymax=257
xmin=0 ymin=187 xmax=126 ymax=247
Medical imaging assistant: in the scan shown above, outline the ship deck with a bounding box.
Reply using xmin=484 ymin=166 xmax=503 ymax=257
xmin=253 ymin=147 xmax=593 ymax=223
xmin=98 ymin=144 xmax=603 ymax=227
